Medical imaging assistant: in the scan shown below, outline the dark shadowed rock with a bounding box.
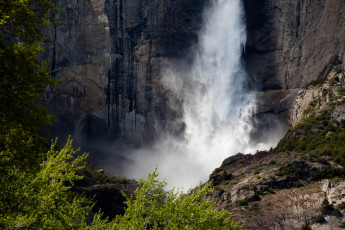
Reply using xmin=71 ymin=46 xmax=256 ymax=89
xmin=42 ymin=0 xmax=205 ymax=146
xmin=246 ymin=0 xmax=345 ymax=135
xmin=245 ymin=0 xmax=345 ymax=90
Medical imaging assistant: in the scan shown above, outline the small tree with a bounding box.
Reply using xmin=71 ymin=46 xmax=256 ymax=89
xmin=0 ymin=138 xmax=93 ymax=229
xmin=0 ymin=0 xmax=57 ymax=172
xmin=106 ymin=169 xmax=242 ymax=230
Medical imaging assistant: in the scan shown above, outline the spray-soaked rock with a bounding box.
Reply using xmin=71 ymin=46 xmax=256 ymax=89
xmin=42 ymin=0 xmax=205 ymax=146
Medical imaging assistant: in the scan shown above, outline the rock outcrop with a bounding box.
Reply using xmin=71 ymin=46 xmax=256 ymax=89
xmin=208 ymin=152 xmax=345 ymax=230
xmin=42 ymin=0 xmax=204 ymax=145
xmin=73 ymin=163 xmax=138 ymax=219
xmin=209 ymin=71 xmax=345 ymax=229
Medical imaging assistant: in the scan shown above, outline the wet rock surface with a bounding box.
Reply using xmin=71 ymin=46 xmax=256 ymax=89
xmin=42 ymin=0 xmax=205 ymax=146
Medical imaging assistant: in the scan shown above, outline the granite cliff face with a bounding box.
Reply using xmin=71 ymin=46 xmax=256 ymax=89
xmin=44 ymin=0 xmax=345 ymax=143
xmin=246 ymin=0 xmax=345 ymax=125
xmin=246 ymin=0 xmax=345 ymax=90
xmin=43 ymin=0 xmax=204 ymax=145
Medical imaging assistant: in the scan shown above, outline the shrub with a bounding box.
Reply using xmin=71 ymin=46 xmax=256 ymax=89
xmin=332 ymin=208 xmax=342 ymax=217
xmin=321 ymin=198 xmax=334 ymax=214
xmin=338 ymin=202 xmax=345 ymax=209
xmin=300 ymin=222 xmax=311 ymax=230
xmin=222 ymin=171 xmax=232 ymax=180
xmin=340 ymin=221 xmax=345 ymax=228
xmin=112 ymin=168 xmax=243 ymax=229
xmin=307 ymin=77 xmax=326 ymax=87
xmin=316 ymin=157 xmax=329 ymax=165
xmin=212 ymin=166 xmax=223 ymax=174
xmin=238 ymin=200 xmax=248 ymax=207
xmin=274 ymin=104 xmax=345 ymax=170
xmin=314 ymin=215 xmax=326 ymax=223
xmin=268 ymin=160 xmax=276 ymax=165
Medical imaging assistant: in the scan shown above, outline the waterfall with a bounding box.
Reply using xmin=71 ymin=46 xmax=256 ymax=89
xmin=120 ymin=0 xmax=267 ymax=190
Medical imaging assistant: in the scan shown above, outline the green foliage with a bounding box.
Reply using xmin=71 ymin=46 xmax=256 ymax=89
xmin=0 ymin=0 xmax=57 ymax=118
xmin=316 ymin=157 xmax=328 ymax=165
xmin=337 ymin=202 xmax=345 ymax=210
xmin=0 ymin=0 xmax=57 ymax=173
xmin=340 ymin=221 xmax=345 ymax=228
xmin=268 ymin=160 xmax=276 ymax=165
xmin=314 ymin=215 xmax=325 ymax=223
xmin=300 ymin=222 xmax=311 ymax=230
xmin=311 ymin=168 xmax=345 ymax=181
xmin=275 ymin=106 xmax=345 ymax=168
xmin=275 ymin=163 xmax=308 ymax=178
xmin=0 ymin=39 xmax=55 ymax=128
xmin=242 ymin=184 xmax=256 ymax=191
xmin=332 ymin=208 xmax=342 ymax=217
xmin=329 ymin=76 xmax=340 ymax=86
xmin=0 ymin=138 xmax=95 ymax=229
xmin=0 ymin=0 xmax=58 ymax=43
xmin=247 ymin=202 xmax=260 ymax=212
xmin=307 ymin=76 xmax=326 ymax=87
xmin=222 ymin=171 xmax=232 ymax=181
xmin=238 ymin=200 xmax=248 ymax=207
xmin=213 ymin=166 xmax=223 ymax=174
xmin=108 ymin=169 xmax=242 ymax=230
xmin=321 ymin=198 xmax=334 ymax=215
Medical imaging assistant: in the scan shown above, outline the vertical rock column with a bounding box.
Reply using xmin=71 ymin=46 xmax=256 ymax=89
xmin=44 ymin=0 xmax=204 ymax=146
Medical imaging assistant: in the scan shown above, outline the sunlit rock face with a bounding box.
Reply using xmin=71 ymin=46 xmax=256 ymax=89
xmin=43 ymin=0 xmax=204 ymax=145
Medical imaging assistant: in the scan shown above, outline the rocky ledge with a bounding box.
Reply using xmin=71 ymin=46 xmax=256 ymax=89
xmin=208 ymin=152 xmax=345 ymax=230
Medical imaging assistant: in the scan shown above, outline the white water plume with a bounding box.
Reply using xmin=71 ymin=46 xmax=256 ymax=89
xmin=120 ymin=0 xmax=271 ymax=190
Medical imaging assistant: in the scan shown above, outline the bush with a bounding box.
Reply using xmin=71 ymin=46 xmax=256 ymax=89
xmin=222 ymin=171 xmax=233 ymax=181
xmin=275 ymin=105 xmax=345 ymax=170
xmin=340 ymin=221 xmax=345 ymax=228
xmin=314 ymin=215 xmax=326 ymax=223
xmin=300 ymin=222 xmax=311 ymax=230
xmin=111 ymin=168 xmax=243 ymax=229
xmin=0 ymin=138 xmax=93 ymax=229
xmin=321 ymin=198 xmax=334 ymax=214
xmin=238 ymin=200 xmax=248 ymax=207
xmin=268 ymin=160 xmax=276 ymax=165
xmin=338 ymin=202 xmax=345 ymax=209
xmin=312 ymin=168 xmax=345 ymax=181
xmin=275 ymin=164 xmax=308 ymax=178
xmin=332 ymin=208 xmax=342 ymax=217
xmin=316 ymin=157 xmax=329 ymax=165
xmin=212 ymin=166 xmax=223 ymax=174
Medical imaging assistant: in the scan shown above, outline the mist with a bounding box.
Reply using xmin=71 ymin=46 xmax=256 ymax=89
xmin=102 ymin=0 xmax=278 ymax=191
